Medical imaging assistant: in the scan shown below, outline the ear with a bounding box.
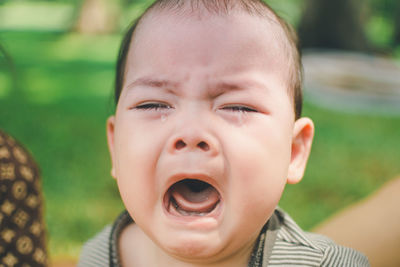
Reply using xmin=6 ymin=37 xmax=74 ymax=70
xmin=106 ymin=116 xmax=117 ymax=179
xmin=287 ymin=117 xmax=314 ymax=184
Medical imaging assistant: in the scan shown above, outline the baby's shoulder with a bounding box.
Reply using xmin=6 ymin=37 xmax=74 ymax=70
xmin=269 ymin=209 xmax=370 ymax=267
xmin=77 ymin=225 xmax=112 ymax=267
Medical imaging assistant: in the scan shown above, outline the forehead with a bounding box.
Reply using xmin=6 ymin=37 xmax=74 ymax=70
xmin=120 ymin=10 xmax=289 ymax=99
xmin=128 ymin=10 xmax=289 ymax=78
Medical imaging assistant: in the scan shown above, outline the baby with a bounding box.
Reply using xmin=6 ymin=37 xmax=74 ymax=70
xmin=78 ymin=0 xmax=369 ymax=266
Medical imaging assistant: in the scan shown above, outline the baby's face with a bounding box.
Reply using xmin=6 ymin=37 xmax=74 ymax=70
xmin=107 ymin=10 xmax=312 ymax=263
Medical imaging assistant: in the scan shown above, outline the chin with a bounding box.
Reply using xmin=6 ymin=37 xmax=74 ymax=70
xmin=164 ymin=236 xmax=225 ymax=262
xmin=149 ymin=224 xmax=224 ymax=259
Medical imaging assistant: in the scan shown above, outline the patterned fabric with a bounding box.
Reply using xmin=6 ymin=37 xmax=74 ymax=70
xmin=0 ymin=130 xmax=47 ymax=267
xmin=78 ymin=209 xmax=369 ymax=267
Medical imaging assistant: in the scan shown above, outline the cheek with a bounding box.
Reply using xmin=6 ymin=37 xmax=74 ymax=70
xmin=226 ymin=152 xmax=287 ymax=238
xmin=112 ymin=122 xmax=164 ymax=217
xmin=228 ymin=149 xmax=288 ymax=210
xmin=223 ymin=122 xmax=291 ymax=216
xmin=225 ymin=120 xmax=293 ymax=182
xmin=114 ymin=116 xmax=164 ymax=173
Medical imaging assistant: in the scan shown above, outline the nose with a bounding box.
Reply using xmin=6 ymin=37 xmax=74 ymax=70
xmin=174 ymin=139 xmax=210 ymax=151
xmin=167 ymin=127 xmax=219 ymax=156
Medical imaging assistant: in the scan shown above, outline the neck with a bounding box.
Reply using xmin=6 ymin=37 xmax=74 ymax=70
xmin=119 ymin=224 xmax=255 ymax=267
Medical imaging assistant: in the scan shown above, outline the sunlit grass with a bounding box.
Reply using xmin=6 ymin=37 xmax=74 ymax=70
xmin=365 ymin=15 xmax=395 ymax=49
xmin=0 ymin=31 xmax=119 ymax=103
xmin=280 ymin=103 xmax=400 ymax=229
xmin=0 ymin=31 xmax=123 ymax=259
xmin=0 ymin=2 xmax=74 ymax=31
xmin=268 ymin=0 xmax=305 ymax=26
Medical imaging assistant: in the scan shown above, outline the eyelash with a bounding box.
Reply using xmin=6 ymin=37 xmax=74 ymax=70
xmin=221 ymin=105 xmax=257 ymax=112
xmin=132 ymin=103 xmax=257 ymax=113
xmin=134 ymin=102 xmax=172 ymax=111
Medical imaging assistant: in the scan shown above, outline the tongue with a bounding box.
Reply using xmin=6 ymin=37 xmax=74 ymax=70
xmin=171 ymin=181 xmax=220 ymax=213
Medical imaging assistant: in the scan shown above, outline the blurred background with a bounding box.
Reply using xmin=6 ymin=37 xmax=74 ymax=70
xmin=0 ymin=0 xmax=399 ymax=265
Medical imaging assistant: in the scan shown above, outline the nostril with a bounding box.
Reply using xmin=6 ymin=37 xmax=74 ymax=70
xmin=198 ymin=141 xmax=210 ymax=151
xmin=175 ymin=140 xmax=186 ymax=150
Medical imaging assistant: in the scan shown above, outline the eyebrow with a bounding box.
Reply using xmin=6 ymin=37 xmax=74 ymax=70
xmin=125 ymin=77 xmax=180 ymax=91
xmin=208 ymin=80 xmax=267 ymax=98
xmin=125 ymin=77 xmax=267 ymax=97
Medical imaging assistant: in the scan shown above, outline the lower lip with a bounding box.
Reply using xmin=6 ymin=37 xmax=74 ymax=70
xmin=162 ymin=197 xmax=223 ymax=230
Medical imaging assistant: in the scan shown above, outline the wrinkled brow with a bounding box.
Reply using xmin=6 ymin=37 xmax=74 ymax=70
xmin=126 ymin=77 xmax=180 ymax=90
xmin=208 ymin=80 xmax=268 ymax=98
xmin=125 ymin=77 xmax=268 ymax=98
xmin=207 ymin=82 xmax=247 ymax=98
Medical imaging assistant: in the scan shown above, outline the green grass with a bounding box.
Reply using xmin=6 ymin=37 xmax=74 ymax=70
xmin=281 ymin=104 xmax=400 ymax=229
xmin=0 ymin=31 xmax=124 ymax=259
xmin=1 ymin=30 xmax=399 ymax=260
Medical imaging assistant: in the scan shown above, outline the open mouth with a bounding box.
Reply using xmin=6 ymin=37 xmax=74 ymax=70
xmin=164 ymin=179 xmax=221 ymax=217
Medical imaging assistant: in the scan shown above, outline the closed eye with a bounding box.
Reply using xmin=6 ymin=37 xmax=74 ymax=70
xmin=221 ymin=105 xmax=257 ymax=112
xmin=133 ymin=102 xmax=172 ymax=111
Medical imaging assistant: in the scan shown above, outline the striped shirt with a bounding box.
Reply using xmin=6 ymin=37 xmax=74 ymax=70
xmin=77 ymin=209 xmax=369 ymax=266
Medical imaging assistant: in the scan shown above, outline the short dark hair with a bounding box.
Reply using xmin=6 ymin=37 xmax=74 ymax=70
xmin=114 ymin=0 xmax=303 ymax=119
